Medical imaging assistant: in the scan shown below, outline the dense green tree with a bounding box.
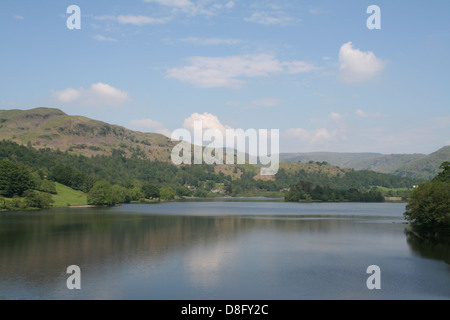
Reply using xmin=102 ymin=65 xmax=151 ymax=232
xmin=405 ymin=162 xmax=450 ymax=228
xmin=0 ymin=159 xmax=34 ymax=197
xmin=87 ymin=180 xmax=114 ymax=206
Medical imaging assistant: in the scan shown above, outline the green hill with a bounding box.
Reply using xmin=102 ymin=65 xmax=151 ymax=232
xmin=0 ymin=107 xmax=175 ymax=161
xmin=52 ymin=182 xmax=87 ymax=207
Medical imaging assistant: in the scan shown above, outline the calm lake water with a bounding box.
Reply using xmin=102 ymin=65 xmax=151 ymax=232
xmin=0 ymin=201 xmax=449 ymax=300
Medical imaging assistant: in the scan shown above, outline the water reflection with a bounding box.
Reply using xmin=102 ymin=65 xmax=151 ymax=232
xmin=405 ymin=227 xmax=450 ymax=265
xmin=0 ymin=203 xmax=448 ymax=299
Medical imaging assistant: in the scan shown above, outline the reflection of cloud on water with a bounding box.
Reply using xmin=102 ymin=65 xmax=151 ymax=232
xmin=183 ymin=240 xmax=238 ymax=290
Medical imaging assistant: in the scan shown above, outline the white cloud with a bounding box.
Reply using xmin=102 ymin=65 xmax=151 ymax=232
xmin=13 ymin=15 xmax=24 ymax=20
xmin=128 ymin=119 xmax=171 ymax=137
xmin=92 ymin=34 xmax=118 ymax=42
xmin=52 ymin=83 xmax=129 ymax=107
xmin=166 ymin=53 xmax=318 ymax=88
xmin=244 ymin=12 xmax=297 ymax=26
xmin=181 ymin=37 xmax=241 ymax=45
xmin=339 ymin=42 xmax=386 ymax=84
xmin=52 ymin=88 xmax=80 ymax=103
xmin=183 ymin=112 xmax=231 ymax=135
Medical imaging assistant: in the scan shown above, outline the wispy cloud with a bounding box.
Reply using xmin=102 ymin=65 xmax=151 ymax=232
xmin=93 ymin=14 xmax=171 ymax=26
xmin=166 ymin=53 xmax=318 ymax=88
xmin=284 ymin=112 xmax=347 ymax=147
xmin=13 ymin=15 xmax=24 ymax=20
xmin=180 ymin=37 xmax=241 ymax=45
xmin=117 ymin=14 xmax=172 ymax=25
xmin=244 ymin=11 xmax=297 ymax=26
xmin=92 ymin=34 xmax=118 ymax=42
xmin=355 ymin=109 xmax=383 ymax=118
xmin=144 ymin=0 xmax=235 ymax=16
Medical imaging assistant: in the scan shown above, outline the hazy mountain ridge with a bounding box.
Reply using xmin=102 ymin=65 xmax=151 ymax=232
xmin=280 ymin=146 xmax=449 ymax=180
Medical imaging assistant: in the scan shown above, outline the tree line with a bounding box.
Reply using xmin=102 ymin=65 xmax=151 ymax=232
xmin=0 ymin=140 xmax=422 ymax=209
xmin=284 ymin=180 xmax=384 ymax=202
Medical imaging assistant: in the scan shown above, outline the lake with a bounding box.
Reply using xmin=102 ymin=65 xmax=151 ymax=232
xmin=0 ymin=201 xmax=449 ymax=300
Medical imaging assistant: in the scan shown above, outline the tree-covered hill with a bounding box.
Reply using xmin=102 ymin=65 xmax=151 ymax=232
xmin=0 ymin=140 xmax=421 ymax=199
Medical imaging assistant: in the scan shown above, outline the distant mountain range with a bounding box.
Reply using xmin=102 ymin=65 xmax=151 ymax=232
xmin=1 ymin=107 xmax=448 ymax=181
xmin=280 ymin=146 xmax=449 ymax=180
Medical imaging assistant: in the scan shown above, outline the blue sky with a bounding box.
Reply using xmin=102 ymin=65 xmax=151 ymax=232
xmin=1 ymin=0 xmax=449 ymax=154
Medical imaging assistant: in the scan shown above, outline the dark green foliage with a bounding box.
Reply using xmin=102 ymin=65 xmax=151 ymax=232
xmin=23 ymin=190 xmax=54 ymax=209
xmin=285 ymin=181 xmax=384 ymax=203
xmin=176 ymin=186 xmax=191 ymax=197
xmin=194 ymin=189 xmax=209 ymax=198
xmin=49 ymin=165 xmax=93 ymax=193
xmin=405 ymin=162 xmax=450 ymax=228
xmin=434 ymin=161 xmax=450 ymax=183
xmin=160 ymin=186 xmax=175 ymax=200
xmin=0 ymin=159 xmax=34 ymax=197
xmin=142 ymin=183 xmax=160 ymax=199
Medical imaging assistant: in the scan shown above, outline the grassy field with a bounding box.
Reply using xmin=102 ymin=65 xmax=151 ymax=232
xmin=52 ymin=182 xmax=88 ymax=207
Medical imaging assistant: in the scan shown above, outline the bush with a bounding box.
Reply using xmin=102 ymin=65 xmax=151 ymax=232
xmin=24 ymin=190 xmax=54 ymax=209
